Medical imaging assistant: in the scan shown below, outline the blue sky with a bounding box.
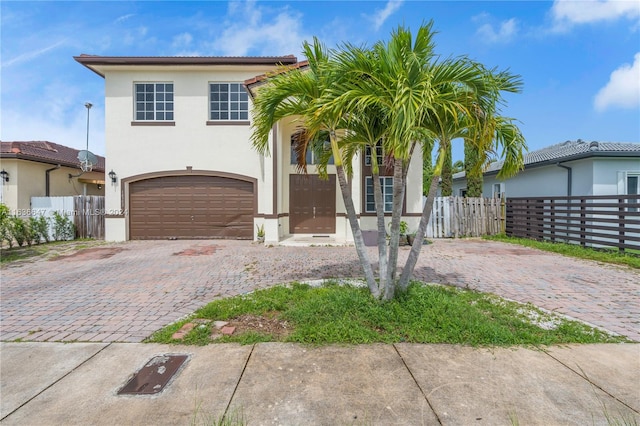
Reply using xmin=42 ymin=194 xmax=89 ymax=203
xmin=1 ymin=0 xmax=639 ymax=160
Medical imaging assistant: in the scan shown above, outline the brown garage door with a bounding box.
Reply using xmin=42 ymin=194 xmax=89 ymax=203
xmin=129 ymin=175 xmax=254 ymax=240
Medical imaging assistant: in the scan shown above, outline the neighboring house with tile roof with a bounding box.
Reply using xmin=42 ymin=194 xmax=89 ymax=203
xmin=75 ymin=54 xmax=424 ymax=242
xmin=0 ymin=141 xmax=105 ymax=213
xmin=452 ymin=140 xmax=640 ymax=198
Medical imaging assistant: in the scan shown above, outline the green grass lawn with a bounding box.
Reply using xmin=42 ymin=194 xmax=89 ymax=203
xmin=148 ymin=281 xmax=627 ymax=346
xmin=0 ymin=239 xmax=104 ymax=264
xmin=483 ymin=234 xmax=640 ymax=269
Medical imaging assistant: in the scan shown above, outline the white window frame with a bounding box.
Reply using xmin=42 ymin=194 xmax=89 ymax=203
xmin=134 ymin=82 xmax=174 ymax=121
xmin=492 ymin=183 xmax=504 ymax=198
xmin=290 ymin=140 xmax=334 ymax=165
xmin=626 ymin=172 xmax=639 ymax=212
xmin=460 ymin=188 xmax=467 ymax=197
xmin=626 ymin=173 xmax=639 ymax=195
xmin=209 ymin=82 xmax=249 ymax=121
xmin=365 ymin=142 xmax=383 ymax=166
xmin=365 ymin=176 xmax=393 ymax=213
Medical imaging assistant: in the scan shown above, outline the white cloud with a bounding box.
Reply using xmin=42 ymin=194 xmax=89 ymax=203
xmin=367 ymin=0 xmax=404 ymax=31
xmin=1 ymin=40 xmax=66 ymax=68
xmin=1 ymin=76 xmax=105 ymax=154
xmin=211 ymin=2 xmax=307 ymax=56
xmin=1 ymin=106 xmax=106 ymax=156
xmin=123 ymin=26 xmax=149 ymax=46
xmin=476 ymin=18 xmax=519 ymax=44
xmin=172 ymin=33 xmax=193 ymax=49
xmin=114 ymin=14 xmax=135 ymax=24
xmin=594 ymin=52 xmax=640 ymax=111
xmin=551 ymin=0 xmax=640 ymax=30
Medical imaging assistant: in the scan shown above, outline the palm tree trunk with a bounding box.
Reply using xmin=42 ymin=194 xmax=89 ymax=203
xmin=372 ymin=172 xmax=388 ymax=291
xmin=464 ymin=138 xmax=483 ymax=197
xmin=398 ymin=173 xmax=439 ymax=290
xmin=335 ymin=164 xmax=379 ymax=297
xmin=441 ymin=143 xmax=453 ymax=196
xmin=384 ymin=157 xmax=405 ymax=300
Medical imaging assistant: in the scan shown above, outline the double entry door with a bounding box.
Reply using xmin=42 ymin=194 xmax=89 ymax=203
xmin=289 ymin=174 xmax=336 ymax=234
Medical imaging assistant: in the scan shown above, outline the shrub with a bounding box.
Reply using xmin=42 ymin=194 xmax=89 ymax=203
xmin=0 ymin=203 xmax=12 ymax=248
xmin=29 ymin=215 xmax=51 ymax=244
xmin=52 ymin=211 xmax=75 ymax=241
xmin=9 ymin=216 xmax=29 ymax=247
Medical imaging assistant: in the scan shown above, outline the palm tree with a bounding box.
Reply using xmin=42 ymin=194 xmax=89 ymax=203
xmin=250 ymin=38 xmax=381 ymax=297
xmin=251 ymin=23 xmax=527 ymax=300
xmin=398 ymin=66 xmax=527 ymax=290
xmin=325 ymin=23 xmax=440 ymax=299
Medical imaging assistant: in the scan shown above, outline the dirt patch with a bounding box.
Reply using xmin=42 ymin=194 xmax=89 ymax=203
xmin=173 ymin=245 xmax=218 ymax=256
xmin=224 ymin=314 xmax=291 ymax=339
xmin=50 ymin=247 xmax=125 ymax=261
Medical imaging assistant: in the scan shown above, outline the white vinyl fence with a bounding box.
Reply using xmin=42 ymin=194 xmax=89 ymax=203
xmin=31 ymin=196 xmax=105 ymax=239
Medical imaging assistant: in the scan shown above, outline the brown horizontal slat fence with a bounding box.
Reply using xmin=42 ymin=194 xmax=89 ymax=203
xmin=506 ymin=195 xmax=640 ymax=252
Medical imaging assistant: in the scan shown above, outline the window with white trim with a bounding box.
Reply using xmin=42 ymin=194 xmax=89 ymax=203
xmin=209 ymin=83 xmax=248 ymax=121
xmin=134 ymin=83 xmax=174 ymax=121
xmin=290 ymin=140 xmax=334 ymax=165
xmin=365 ymin=176 xmax=393 ymax=213
xmin=492 ymin=183 xmax=504 ymax=198
xmin=365 ymin=142 xmax=383 ymax=166
xmin=627 ymin=173 xmax=639 ymax=212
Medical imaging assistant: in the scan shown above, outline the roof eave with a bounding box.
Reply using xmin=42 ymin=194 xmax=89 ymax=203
xmin=74 ymin=55 xmax=299 ymax=78
xmin=0 ymin=153 xmax=105 ymax=172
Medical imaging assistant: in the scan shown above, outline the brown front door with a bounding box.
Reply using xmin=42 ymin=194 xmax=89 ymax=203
xmin=129 ymin=175 xmax=254 ymax=240
xmin=289 ymin=174 xmax=336 ymax=234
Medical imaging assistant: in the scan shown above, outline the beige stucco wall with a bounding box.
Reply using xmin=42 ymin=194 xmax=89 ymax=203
xmin=0 ymin=158 xmax=104 ymax=214
xmin=101 ymin=65 xmax=423 ymax=242
xmin=103 ymin=66 xmax=281 ymax=241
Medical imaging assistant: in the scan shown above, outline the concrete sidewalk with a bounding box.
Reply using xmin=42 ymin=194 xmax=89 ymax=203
xmin=1 ymin=342 xmax=638 ymax=425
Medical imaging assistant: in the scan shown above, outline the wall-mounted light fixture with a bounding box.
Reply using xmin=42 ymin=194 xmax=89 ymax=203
xmin=108 ymin=170 xmax=117 ymax=183
xmin=0 ymin=169 xmax=9 ymax=183
xmin=97 ymin=183 xmax=103 ymax=190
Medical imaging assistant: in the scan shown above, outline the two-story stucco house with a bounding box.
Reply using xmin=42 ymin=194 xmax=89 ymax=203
xmin=75 ymin=54 xmax=423 ymax=243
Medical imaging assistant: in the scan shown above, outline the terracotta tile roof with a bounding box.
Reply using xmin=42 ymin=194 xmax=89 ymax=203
xmin=0 ymin=141 xmax=105 ymax=172
xmin=454 ymin=139 xmax=640 ymax=179
xmin=244 ymin=61 xmax=310 ymax=87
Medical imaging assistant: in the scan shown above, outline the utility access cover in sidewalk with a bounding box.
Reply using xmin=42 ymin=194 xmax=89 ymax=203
xmin=118 ymin=354 xmax=189 ymax=395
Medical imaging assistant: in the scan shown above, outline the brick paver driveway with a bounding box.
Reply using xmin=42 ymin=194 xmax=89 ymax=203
xmin=1 ymin=239 xmax=638 ymax=342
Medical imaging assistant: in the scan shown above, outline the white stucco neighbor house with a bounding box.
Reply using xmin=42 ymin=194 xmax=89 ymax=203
xmin=452 ymin=140 xmax=640 ymax=199
xmin=74 ymin=55 xmax=423 ymax=243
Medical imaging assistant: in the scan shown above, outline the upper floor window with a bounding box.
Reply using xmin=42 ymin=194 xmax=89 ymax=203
xmin=290 ymin=133 xmax=334 ymax=165
xmin=290 ymin=144 xmax=334 ymax=165
xmin=365 ymin=142 xmax=383 ymax=166
xmin=210 ymin=83 xmax=248 ymax=121
xmin=135 ymin=83 xmax=174 ymax=121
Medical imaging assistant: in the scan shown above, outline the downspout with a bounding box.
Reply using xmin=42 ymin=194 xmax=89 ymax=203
xmin=45 ymin=164 xmax=61 ymax=196
xmin=556 ymin=163 xmax=572 ymax=196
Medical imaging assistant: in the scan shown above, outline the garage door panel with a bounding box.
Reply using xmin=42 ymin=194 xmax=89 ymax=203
xmin=129 ymin=175 xmax=254 ymax=240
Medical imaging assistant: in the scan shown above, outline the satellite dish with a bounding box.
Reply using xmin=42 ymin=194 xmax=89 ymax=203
xmin=78 ymin=150 xmax=98 ymax=172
